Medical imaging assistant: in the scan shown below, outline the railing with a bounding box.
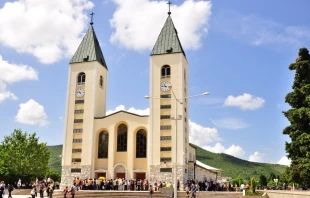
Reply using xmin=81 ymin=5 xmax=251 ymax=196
xmin=159 ymin=188 xmax=174 ymax=197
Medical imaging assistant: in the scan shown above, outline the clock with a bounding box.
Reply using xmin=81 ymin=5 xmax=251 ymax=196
xmin=161 ymin=81 xmax=171 ymax=92
xmin=76 ymin=88 xmax=85 ymax=98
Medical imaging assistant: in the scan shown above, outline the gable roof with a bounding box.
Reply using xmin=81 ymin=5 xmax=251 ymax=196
xmin=151 ymin=15 xmax=186 ymax=57
xmin=70 ymin=25 xmax=108 ymax=69
xmin=94 ymin=110 xmax=149 ymax=119
xmin=196 ymin=160 xmax=222 ymax=173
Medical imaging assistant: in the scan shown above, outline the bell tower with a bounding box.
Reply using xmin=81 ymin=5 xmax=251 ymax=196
xmin=61 ymin=21 xmax=108 ymax=188
xmin=149 ymin=13 xmax=189 ymax=186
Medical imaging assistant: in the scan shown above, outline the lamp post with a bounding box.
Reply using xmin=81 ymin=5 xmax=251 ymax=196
xmin=145 ymin=87 xmax=209 ymax=198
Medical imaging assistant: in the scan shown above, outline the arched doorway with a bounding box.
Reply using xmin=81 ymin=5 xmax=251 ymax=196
xmin=114 ymin=164 xmax=127 ymax=179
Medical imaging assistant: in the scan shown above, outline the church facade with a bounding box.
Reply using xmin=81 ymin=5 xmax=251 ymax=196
xmin=61 ymin=12 xmax=221 ymax=188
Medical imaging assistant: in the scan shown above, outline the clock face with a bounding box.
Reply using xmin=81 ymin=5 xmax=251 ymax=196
xmin=76 ymin=88 xmax=85 ymax=98
xmin=161 ymin=81 xmax=171 ymax=92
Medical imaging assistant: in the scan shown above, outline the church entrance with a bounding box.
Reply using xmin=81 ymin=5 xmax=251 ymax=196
xmin=135 ymin=173 xmax=146 ymax=180
xmin=116 ymin=173 xmax=125 ymax=179
xmin=96 ymin=172 xmax=106 ymax=179
xmin=114 ymin=164 xmax=127 ymax=179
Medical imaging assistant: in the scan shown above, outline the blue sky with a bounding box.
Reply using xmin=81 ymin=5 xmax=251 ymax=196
xmin=0 ymin=0 xmax=309 ymax=166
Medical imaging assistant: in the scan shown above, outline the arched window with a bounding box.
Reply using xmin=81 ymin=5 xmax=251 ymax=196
xmin=136 ymin=129 xmax=147 ymax=158
xmin=161 ymin=65 xmax=170 ymax=78
xmin=117 ymin=124 xmax=127 ymax=152
xmin=99 ymin=76 xmax=103 ymax=88
xmin=98 ymin=131 xmax=109 ymax=158
xmin=77 ymin=72 xmax=86 ymax=85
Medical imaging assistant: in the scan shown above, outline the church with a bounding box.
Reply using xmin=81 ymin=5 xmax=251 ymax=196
xmin=61 ymin=9 xmax=222 ymax=189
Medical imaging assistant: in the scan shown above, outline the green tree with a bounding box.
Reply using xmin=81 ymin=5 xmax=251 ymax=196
xmin=250 ymin=177 xmax=256 ymax=193
xmin=268 ymin=172 xmax=276 ymax=182
xmin=259 ymin=174 xmax=267 ymax=187
xmin=0 ymin=129 xmax=50 ymax=183
xmin=283 ymin=48 xmax=310 ymax=185
xmin=45 ymin=169 xmax=61 ymax=182
xmin=231 ymin=175 xmax=243 ymax=187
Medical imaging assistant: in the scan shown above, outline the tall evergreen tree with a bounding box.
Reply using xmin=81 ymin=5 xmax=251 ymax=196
xmin=283 ymin=48 xmax=310 ymax=184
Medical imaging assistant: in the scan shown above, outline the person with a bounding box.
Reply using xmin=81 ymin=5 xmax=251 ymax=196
xmin=0 ymin=182 xmax=4 ymax=198
xmin=190 ymin=183 xmax=197 ymax=198
xmin=30 ymin=188 xmax=36 ymax=198
xmin=8 ymin=184 xmax=14 ymax=198
xmin=39 ymin=182 xmax=45 ymax=198
xmin=149 ymin=185 xmax=154 ymax=198
xmin=185 ymin=184 xmax=190 ymax=198
xmin=70 ymin=186 xmax=76 ymax=198
xmin=62 ymin=186 xmax=69 ymax=198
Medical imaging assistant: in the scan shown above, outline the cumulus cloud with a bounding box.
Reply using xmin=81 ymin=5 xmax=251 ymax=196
xmin=0 ymin=55 xmax=38 ymax=103
xmin=277 ymin=156 xmax=291 ymax=166
xmin=224 ymin=93 xmax=265 ymax=110
xmin=106 ymin=105 xmax=150 ymax=115
xmin=249 ymin=151 xmax=264 ymax=163
xmin=189 ymin=120 xmax=221 ymax=146
xmin=0 ymin=0 xmax=94 ymax=64
xmin=211 ymin=117 xmax=250 ymax=130
xmin=110 ymin=0 xmax=212 ymax=51
xmin=204 ymin=143 xmax=245 ymax=158
xmin=15 ymin=99 xmax=49 ymax=126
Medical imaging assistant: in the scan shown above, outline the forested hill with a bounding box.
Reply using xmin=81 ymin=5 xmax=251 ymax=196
xmin=192 ymin=143 xmax=286 ymax=179
xmin=47 ymin=144 xmax=286 ymax=179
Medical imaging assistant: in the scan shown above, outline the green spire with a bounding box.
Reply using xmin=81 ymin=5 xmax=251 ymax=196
xmin=151 ymin=15 xmax=185 ymax=57
xmin=70 ymin=25 xmax=108 ymax=69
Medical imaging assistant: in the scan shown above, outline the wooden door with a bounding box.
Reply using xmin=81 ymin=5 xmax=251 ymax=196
xmin=116 ymin=173 xmax=125 ymax=179
xmin=136 ymin=173 xmax=146 ymax=180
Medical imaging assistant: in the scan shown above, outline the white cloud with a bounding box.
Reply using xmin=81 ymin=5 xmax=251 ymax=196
xmin=204 ymin=143 xmax=245 ymax=158
xmin=211 ymin=117 xmax=250 ymax=130
xmin=0 ymin=55 xmax=38 ymax=103
xmin=189 ymin=120 xmax=221 ymax=146
xmin=249 ymin=151 xmax=264 ymax=163
xmin=214 ymin=10 xmax=310 ymax=47
xmin=224 ymin=93 xmax=265 ymax=110
xmin=0 ymin=0 xmax=94 ymax=64
xmin=0 ymin=81 xmax=17 ymax=102
xmin=277 ymin=156 xmax=291 ymax=166
xmin=15 ymin=99 xmax=49 ymax=126
xmin=106 ymin=105 xmax=149 ymax=115
xmin=110 ymin=0 xmax=212 ymax=51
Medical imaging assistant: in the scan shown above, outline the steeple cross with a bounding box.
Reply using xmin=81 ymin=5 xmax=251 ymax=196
xmin=167 ymin=1 xmax=172 ymax=15
xmin=90 ymin=12 xmax=95 ymax=25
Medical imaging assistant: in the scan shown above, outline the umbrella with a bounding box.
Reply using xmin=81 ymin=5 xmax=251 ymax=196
xmin=98 ymin=176 xmax=106 ymax=180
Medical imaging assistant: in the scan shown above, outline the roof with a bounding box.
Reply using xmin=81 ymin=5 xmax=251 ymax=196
xmin=94 ymin=110 xmax=149 ymax=119
xmin=151 ymin=15 xmax=186 ymax=57
xmin=70 ymin=25 xmax=108 ymax=69
xmin=196 ymin=160 xmax=222 ymax=173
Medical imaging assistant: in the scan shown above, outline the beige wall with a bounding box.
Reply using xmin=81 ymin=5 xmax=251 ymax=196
xmin=150 ymin=53 xmax=188 ymax=166
xmin=94 ymin=111 xmax=149 ymax=179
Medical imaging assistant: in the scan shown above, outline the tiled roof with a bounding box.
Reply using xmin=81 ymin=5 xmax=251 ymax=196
xmin=70 ymin=25 xmax=107 ymax=69
xmin=151 ymin=15 xmax=185 ymax=57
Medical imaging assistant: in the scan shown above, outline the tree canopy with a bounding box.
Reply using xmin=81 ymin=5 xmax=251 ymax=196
xmin=0 ymin=129 xmax=50 ymax=183
xmin=283 ymin=47 xmax=310 ymax=184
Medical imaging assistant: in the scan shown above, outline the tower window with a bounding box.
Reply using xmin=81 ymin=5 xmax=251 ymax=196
xmin=160 ymin=115 xmax=171 ymax=119
xmin=99 ymin=76 xmax=103 ymax=88
xmin=74 ymin=109 xmax=84 ymax=114
xmin=117 ymin=124 xmax=127 ymax=152
xmin=73 ymin=139 xmax=82 ymax=143
xmin=74 ymin=119 xmax=83 ymax=123
xmin=160 ymin=147 xmax=172 ymax=151
xmin=160 ymin=136 xmax=171 ymax=140
xmin=160 ymin=158 xmax=172 ymax=162
xmin=136 ymin=129 xmax=147 ymax=158
xmin=72 ymin=158 xmax=81 ymax=163
xmin=161 ymin=65 xmax=171 ymax=78
xmin=72 ymin=149 xmax=82 ymax=153
xmin=73 ymin=129 xmax=83 ymax=133
xmin=160 ymin=125 xmax=171 ymax=130
xmin=161 ymin=94 xmax=171 ymax=98
xmin=75 ymin=100 xmax=84 ymax=104
xmin=98 ymin=131 xmax=109 ymax=158
xmin=77 ymin=72 xmax=86 ymax=85
xmin=160 ymin=105 xmax=171 ymax=109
